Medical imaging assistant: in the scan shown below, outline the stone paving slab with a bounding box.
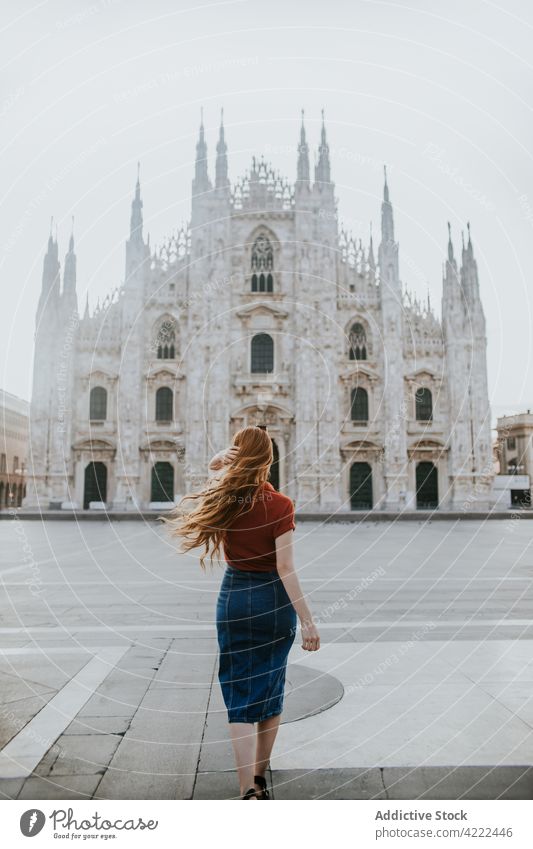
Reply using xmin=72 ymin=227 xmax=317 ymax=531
xmin=74 ymin=641 xmax=170 ymax=720
xmin=269 ymin=767 xmax=533 ymax=800
xmin=18 ymin=774 xmax=103 ymax=799
xmin=95 ymin=644 xmax=216 ymax=799
xmin=0 ymin=671 xmax=56 ymax=703
xmin=96 ymin=688 xmax=212 ymax=799
xmin=148 ymin=637 xmax=217 ymax=689
xmin=62 ymin=716 xmax=131 ymax=736
xmin=37 ymin=733 xmax=122 ymax=777
xmin=272 ymin=768 xmax=387 ymax=800
xmin=0 ymin=778 xmax=25 ymax=799
xmin=381 ymin=766 xmax=533 ymax=800
xmin=0 ymin=694 xmax=58 ymax=748
xmin=76 ymin=692 xmax=142 ymax=718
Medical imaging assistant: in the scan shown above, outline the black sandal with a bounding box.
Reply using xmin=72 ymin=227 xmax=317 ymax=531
xmin=254 ymin=774 xmax=270 ymax=799
xmin=242 ymin=787 xmax=259 ymax=799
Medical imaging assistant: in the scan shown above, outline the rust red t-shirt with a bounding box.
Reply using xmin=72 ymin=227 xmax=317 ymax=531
xmin=223 ymin=482 xmax=295 ymax=572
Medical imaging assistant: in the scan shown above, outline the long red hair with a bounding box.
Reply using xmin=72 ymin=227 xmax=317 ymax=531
xmin=162 ymin=426 xmax=273 ymax=568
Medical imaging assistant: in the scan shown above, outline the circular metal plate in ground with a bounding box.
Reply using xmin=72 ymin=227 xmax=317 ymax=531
xmin=281 ymin=663 xmax=344 ymax=724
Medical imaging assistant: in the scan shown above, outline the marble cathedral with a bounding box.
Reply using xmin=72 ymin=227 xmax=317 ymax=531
xmin=24 ymin=113 xmax=493 ymax=512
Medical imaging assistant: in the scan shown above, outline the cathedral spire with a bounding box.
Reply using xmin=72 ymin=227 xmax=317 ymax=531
xmin=445 ymin=221 xmax=458 ymax=276
xmin=130 ymin=162 xmax=143 ymax=243
xmin=215 ymin=108 xmax=229 ymax=189
xmin=381 ymin=165 xmax=394 ymax=244
xmin=447 ymin=221 xmax=454 ymax=263
xmin=314 ymin=109 xmax=331 ymax=186
xmin=193 ymin=107 xmax=211 ymax=195
xmin=467 ymin=220 xmax=474 ymax=256
xmin=297 ymin=109 xmax=310 ymax=184
xmin=460 ymin=221 xmax=480 ymax=302
xmin=37 ymin=217 xmax=60 ymax=324
xmin=442 ymin=221 xmax=462 ymax=325
xmin=125 ymin=162 xmax=149 ymax=280
xmin=377 ymin=169 xmax=400 ymax=293
xmin=62 ymin=216 xmax=77 ymax=310
xmin=43 ymin=217 xmax=60 ymax=296
xmin=368 ymin=222 xmax=376 ymax=272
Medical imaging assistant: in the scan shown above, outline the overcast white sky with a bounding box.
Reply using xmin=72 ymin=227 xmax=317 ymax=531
xmin=1 ymin=0 xmax=532 ymax=424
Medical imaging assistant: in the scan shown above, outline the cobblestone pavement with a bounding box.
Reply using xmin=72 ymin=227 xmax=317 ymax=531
xmin=0 ymin=518 xmax=532 ymax=799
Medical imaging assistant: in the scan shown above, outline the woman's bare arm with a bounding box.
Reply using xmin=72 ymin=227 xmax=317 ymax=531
xmin=275 ymin=530 xmax=320 ymax=652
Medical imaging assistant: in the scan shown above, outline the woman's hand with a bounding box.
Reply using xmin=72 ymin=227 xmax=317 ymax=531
xmin=300 ymin=617 xmax=320 ymax=652
xmin=209 ymin=445 xmax=240 ymax=471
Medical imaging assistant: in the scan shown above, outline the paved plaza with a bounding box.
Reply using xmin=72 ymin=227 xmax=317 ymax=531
xmin=0 ymin=517 xmax=532 ymax=800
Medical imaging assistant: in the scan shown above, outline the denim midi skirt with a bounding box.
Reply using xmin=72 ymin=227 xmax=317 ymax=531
xmin=216 ymin=566 xmax=297 ymax=723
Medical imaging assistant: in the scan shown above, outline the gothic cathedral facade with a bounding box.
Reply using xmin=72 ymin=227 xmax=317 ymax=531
xmin=24 ymin=114 xmax=494 ymax=513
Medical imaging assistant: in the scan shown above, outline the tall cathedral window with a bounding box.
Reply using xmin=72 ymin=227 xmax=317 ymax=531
xmin=156 ymin=387 xmax=173 ymax=422
xmin=89 ymin=386 xmax=107 ymax=421
xmin=415 ymin=387 xmax=433 ymax=422
xmin=251 ymin=234 xmax=274 ymax=293
xmin=351 ymin=387 xmax=368 ymax=422
xmin=251 ymin=333 xmax=274 ymax=373
xmin=156 ymin=319 xmax=176 ymax=359
xmin=349 ymin=322 xmax=367 ymax=360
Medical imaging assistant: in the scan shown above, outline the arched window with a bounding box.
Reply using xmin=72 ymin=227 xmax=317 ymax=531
xmin=151 ymin=462 xmax=174 ymax=502
xmin=156 ymin=387 xmax=173 ymax=422
xmin=415 ymin=387 xmax=433 ymax=421
xmin=251 ymin=333 xmax=274 ymax=373
xmin=89 ymin=386 xmax=107 ymax=420
xmin=349 ymin=322 xmax=367 ymax=360
xmin=251 ymin=234 xmax=274 ymax=292
xmin=350 ymin=462 xmax=373 ymax=510
xmin=156 ymin=319 xmax=176 ymax=359
xmin=83 ymin=461 xmax=107 ymax=509
xmin=351 ymin=387 xmax=368 ymax=422
xmin=416 ymin=461 xmax=438 ymax=509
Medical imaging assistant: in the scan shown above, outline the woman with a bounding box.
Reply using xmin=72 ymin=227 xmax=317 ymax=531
xmin=164 ymin=426 xmax=320 ymax=800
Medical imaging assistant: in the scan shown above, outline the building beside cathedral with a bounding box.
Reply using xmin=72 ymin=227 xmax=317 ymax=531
xmin=24 ymin=113 xmax=494 ymax=513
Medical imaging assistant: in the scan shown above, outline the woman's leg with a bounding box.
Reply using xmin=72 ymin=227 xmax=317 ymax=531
xmin=228 ymin=721 xmax=258 ymax=797
xmin=254 ymin=713 xmax=282 ymax=785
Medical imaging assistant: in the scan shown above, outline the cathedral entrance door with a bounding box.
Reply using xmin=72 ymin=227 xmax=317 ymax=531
xmin=416 ymin=461 xmax=438 ymax=508
xmin=151 ymin=462 xmax=174 ymax=502
xmin=268 ymin=439 xmax=280 ymax=490
xmin=350 ymin=462 xmax=373 ymax=510
xmin=84 ymin=462 xmax=107 ymax=509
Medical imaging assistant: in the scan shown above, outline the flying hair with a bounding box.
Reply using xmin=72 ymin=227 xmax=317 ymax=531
xmin=161 ymin=425 xmax=273 ymax=569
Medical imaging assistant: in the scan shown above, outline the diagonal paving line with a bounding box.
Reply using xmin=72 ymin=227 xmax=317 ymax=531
xmin=191 ymin=649 xmax=218 ymax=800
xmin=0 ymin=646 xmax=128 ymax=779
